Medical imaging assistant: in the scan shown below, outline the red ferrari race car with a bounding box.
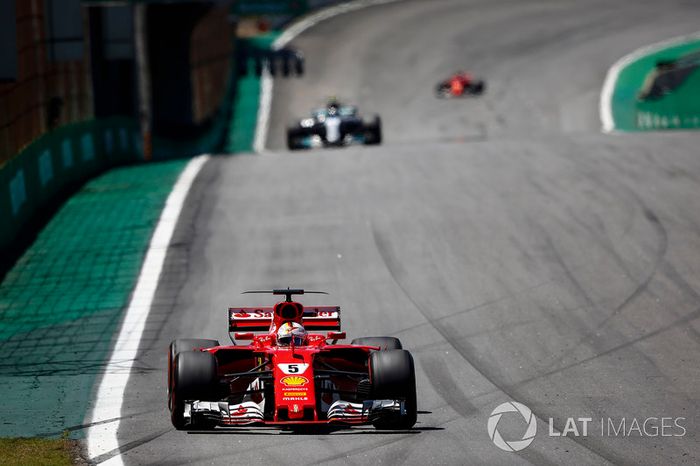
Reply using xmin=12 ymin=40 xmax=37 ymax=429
xmin=435 ymin=71 xmax=485 ymax=98
xmin=167 ymin=289 xmax=417 ymax=430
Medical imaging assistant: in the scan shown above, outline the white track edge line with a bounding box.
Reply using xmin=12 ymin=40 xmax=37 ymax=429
xmin=252 ymin=0 xmax=404 ymax=153
xmin=600 ymin=31 xmax=700 ymax=133
xmin=86 ymin=154 xmax=210 ymax=465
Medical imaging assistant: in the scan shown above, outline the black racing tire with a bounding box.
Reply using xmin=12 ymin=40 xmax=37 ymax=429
xmin=287 ymin=127 xmax=305 ymax=150
xmin=294 ymin=55 xmax=305 ymax=76
xmin=171 ymin=351 xmax=219 ymax=430
xmin=168 ymin=339 xmax=219 ymax=409
xmin=472 ymin=80 xmax=485 ymax=95
xmin=351 ymin=336 xmax=402 ymax=351
xmin=435 ymin=82 xmax=450 ymax=98
xmin=369 ymin=349 xmax=417 ymax=429
xmin=364 ymin=115 xmax=382 ymax=145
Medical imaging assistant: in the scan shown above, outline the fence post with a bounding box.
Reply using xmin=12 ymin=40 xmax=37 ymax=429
xmin=134 ymin=4 xmax=152 ymax=161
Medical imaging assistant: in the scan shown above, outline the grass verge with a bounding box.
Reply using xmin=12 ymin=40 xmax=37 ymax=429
xmin=0 ymin=436 xmax=84 ymax=465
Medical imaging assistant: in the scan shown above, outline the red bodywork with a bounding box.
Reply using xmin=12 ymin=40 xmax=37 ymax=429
xmin=448 ymin=72 xmax=473 ymax=96
xmin=435 ymin=71 xmax=484 ymax=98
xmin=188 ymin=299 xmax=377 ymax=425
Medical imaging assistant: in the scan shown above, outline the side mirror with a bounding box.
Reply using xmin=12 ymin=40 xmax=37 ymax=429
xmin=326 ymin=331 xmax=346 ymax=343
xmin=234 ymin=332 xmax=255 ymax=340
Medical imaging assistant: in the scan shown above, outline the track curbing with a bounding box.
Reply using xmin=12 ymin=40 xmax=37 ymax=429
xmin=86 ymin=154 xmax=210 ymax=465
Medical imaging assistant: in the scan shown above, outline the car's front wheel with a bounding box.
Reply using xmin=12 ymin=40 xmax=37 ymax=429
xmin=363 ymin=116 xmax=382 ymax=145
xmin=168 ymin=339 xmax=219 ymax=409
xmin=287 ymin=127 xmax=306 ymax=150
xmin=170 ymin=349 xmax=219 ymax=430
xmin=369 ymin=349 xmax=417 ymax=429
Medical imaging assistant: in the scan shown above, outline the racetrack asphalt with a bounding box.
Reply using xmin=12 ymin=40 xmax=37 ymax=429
xmin=111 ymin=0 xmax=700 ymax=464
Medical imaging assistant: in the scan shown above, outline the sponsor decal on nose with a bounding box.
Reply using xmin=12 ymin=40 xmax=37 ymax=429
xmin=280 ymin=375 xmax=309 ymax=387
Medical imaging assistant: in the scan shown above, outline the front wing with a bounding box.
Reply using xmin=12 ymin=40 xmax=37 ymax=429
xmin=294 ymin=134 xmax=366 ymax=149
xmin=185 ymin=399 xmax=406 ymax=427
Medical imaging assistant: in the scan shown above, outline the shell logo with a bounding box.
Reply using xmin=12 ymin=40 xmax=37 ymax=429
xmin=280 ymin=375 xmax=309 ymax=387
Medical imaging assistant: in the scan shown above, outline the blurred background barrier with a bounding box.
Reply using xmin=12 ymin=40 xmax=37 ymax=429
xmin=0 ymin=0 xmax=351 ymax=256
xmin=0 ymin=0 xmax=235 ymax=256
xmin=609 ymin=37 xmax=700 ymax=131
xmin=0 ymin=117 xmax=139 ymax=254
xmin=225 ymin=32 xmax=281 ymax=153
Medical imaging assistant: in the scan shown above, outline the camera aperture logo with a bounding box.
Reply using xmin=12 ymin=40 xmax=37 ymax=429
xmin=487 ymin=401 xmax=537 ymax=452
xmin=488 ymin=401 xmax=687 ymax=452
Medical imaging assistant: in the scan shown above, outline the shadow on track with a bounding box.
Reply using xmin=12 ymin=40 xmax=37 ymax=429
xmin=186 ymin=426 xmax=442 ymax=436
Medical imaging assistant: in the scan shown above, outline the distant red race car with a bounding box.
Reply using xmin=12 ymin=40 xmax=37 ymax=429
xmin=167 ymin=289 xmax=417 ymax=430
xmin=436 ymin=71 xmax=485 ymax=98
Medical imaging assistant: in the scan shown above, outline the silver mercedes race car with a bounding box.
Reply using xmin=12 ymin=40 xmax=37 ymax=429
xmin=286 ymin=99 xmax=382 ymax=150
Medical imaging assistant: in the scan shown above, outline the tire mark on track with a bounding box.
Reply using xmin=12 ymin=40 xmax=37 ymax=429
xmin=308 ymin=433 xmax=418 ymax=466
xmin=541 ymin=231 xmax=598 ymax=315
xmin=658 ymin=261 xmax=700 ymax=349
xmin=544 ymin=205 xmax=668 ymax=369
xmin=37 ymin=410 xmax=160 ymax=438
xmin=549 ymin=194 xmax=700 ymax=375
xmin=371 ymin=224 xmax=618 ymax=465
xmin=589 ymin=193 xmax=668 ymax=326
xmin=92 ymin=427 xmax=172 ymax=464
xmin=390 ymin=280 xmax=552 ymax=338
xmin=568 ymin=207 xmax=664 ymax=310
xmin=408 ymin=319 xmax=537 ymax=357
xmin=419 ymin=354 xmax=478 ymax=418
xmin=511 ymin=306 xmax=700 ymax=390
xmin=563 ymin=144 xmax=700 ymax=349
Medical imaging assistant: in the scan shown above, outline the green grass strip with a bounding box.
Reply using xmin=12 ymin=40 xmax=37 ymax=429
xmin=0 ymin=437 xmax=74 ymax=466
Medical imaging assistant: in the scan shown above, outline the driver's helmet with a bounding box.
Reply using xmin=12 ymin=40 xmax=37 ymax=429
xmin=327 ymin=97 xmax=340 ymax=115
xmin=276 ymin=322 xmax=307 ymax=346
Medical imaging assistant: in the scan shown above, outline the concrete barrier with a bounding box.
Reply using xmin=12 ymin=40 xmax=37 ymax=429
xmin=0 ymin=118 xmax=140 ymax=251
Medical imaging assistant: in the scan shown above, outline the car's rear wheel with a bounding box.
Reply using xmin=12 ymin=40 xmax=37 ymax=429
xmin=351 ymin=336 xmax=402 ymax=350
xmin=171 ymin=351 xmax=219 ymax=430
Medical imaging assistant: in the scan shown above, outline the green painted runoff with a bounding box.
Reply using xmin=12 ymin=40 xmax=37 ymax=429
xmin=0 ymin=159 xmax=188 ymax=437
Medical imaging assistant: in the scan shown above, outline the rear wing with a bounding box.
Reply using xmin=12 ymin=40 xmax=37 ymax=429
xmin=228 ymin=306 xmax=341 ymax=332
